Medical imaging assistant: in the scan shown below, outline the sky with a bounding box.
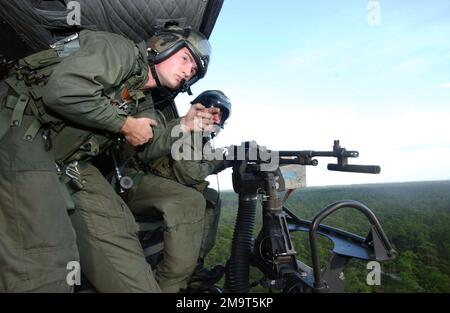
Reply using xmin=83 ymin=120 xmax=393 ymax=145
xmin=175 ymin=0 xmax=450 ymax=190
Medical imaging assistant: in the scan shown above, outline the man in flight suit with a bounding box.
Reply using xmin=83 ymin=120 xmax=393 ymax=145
xmin=0 ymin=25 xmax=216 ymax=292
xmin=124 ymin=90 xmax=232 ymax=292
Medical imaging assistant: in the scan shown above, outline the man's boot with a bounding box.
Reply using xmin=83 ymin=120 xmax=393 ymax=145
xmin=187 ymin=261 xmax=225 ymax=292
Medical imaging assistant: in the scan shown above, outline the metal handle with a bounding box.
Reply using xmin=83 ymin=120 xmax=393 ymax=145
xmin=327 ymin=164 xmax=381 ymax=174
xmin=309 ymin=200 xmax=394 ymax=291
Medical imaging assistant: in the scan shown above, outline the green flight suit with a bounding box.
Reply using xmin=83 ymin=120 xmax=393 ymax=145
xmin=124 ymin=130 xmax=224 ymax=292
xmin=1 ymin=27 xmax=212 ymax=292
xmin=40 ymin=30 xmax=192 ymax=292
xmin=167 ymin=138 xmax=224 ymax=260
xmin=0 ymin=61 xmax=78 ymax=292
xmin=0 ymin=29 xmax=188 ymax=292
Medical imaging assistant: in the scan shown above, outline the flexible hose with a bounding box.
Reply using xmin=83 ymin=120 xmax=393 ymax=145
xmin=225 ymin=194 xmax=257 ymax=293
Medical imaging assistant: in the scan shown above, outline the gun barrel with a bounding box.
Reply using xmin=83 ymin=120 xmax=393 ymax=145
xmin=279 ymin=150 xmax=314 ymax=158
xmin=313 ymin=150 xmax=359 ymax=158
xmin=279 ymin=155 xmax=318 ymax=166
xmin=279 ymin=150 xmax=358 ymax=158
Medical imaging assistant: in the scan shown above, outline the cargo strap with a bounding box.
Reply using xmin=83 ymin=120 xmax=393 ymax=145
xmin=23 ymin=119 xmax=42 ymax=142
xmin=5 ymin=76 xmax=63 ymax=131
xmin=9 ymin=94 xmax=29 ymax=127
xmin=6 ymin=93 xmax=43 ymax=142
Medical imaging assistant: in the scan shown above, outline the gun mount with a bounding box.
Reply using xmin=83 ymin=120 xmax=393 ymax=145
xmin=225 ymin=140 xmax=396 ymax=293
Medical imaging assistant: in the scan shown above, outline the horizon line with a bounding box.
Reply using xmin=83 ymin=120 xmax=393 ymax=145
xmin=217 ymin=179 xmax=450 ymax=192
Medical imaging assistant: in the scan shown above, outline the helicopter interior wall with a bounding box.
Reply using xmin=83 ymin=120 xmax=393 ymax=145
xmin=0 ymin=0 xmax=223 ymax=59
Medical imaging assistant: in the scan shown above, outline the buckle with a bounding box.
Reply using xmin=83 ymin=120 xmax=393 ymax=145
xmin=64 ymin=161 xmax=81 ymax=181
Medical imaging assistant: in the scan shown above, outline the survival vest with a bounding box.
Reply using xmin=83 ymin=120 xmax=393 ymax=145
xmin=1 ymin=34 xmax=148 ymax=166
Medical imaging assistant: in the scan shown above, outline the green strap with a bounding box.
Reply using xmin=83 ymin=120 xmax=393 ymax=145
xmin=0 ymin=109 xmax=11 ymax=141
xmin=23 ymin=118 xmax=41 ymax=142
xmin=10 ymin=94 xmax=29 ymax=127
xmin=130 ymin=89 xmax=145 ymax=112
xmin=5 ymin=95 xmax=18 ymax=109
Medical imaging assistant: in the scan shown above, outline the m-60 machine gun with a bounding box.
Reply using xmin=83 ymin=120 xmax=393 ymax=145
xmin=89 ymin=139 xmax=396 ymax=293
xmin=224 ymin=140 xmax=396 ymax=293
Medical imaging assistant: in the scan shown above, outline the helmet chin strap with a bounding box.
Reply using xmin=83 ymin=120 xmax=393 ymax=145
xmin=149 ymin=62 xmax=162 ymax=88
xmin=179 ymin=79 xmax=193 ymax=95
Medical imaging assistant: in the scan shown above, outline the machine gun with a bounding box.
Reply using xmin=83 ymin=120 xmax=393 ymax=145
xmin=82 ymin=139 xmax=396 ymax=293
xmin=224 ymin=140 xmax=396 ymax=293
